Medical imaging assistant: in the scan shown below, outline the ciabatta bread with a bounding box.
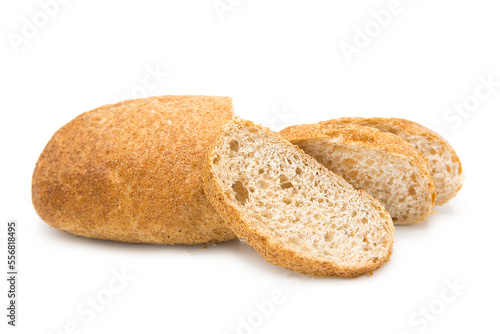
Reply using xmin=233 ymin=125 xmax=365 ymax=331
xmin=202 ymin=118 xmax=394 ymax=277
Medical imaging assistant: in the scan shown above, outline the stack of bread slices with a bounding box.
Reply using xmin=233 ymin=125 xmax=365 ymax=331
xmin=32 ymin=96 xmax=463 ymax=277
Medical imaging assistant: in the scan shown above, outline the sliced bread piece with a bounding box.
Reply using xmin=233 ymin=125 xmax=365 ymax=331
xmin=280 ymin=123 xmax=436 ymax=225
xmin=321 ymin=117 xmax=463 ymax=206
xmin=202 ymin=118 xmax=394 ymax=277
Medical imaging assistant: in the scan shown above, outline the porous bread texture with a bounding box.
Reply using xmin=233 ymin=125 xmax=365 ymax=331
xmin=32 ymin=95 xmax=237 ymax=244
xmin=322 ymin=117 xmax=463 ymax=206
xmin=203 ymin=118 xmax=394 ymax=277
xmin=280 ymin=124 xmax=436 ymax=225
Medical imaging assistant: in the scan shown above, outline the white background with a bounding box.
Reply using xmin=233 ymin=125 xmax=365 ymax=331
xmin=1 ymin=1 xmax=499 ymax=333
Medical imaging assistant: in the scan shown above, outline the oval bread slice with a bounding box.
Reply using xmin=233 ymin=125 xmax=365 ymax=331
xmin=32 ymin=95 xmax=237 ymax=244
xmin=322 ymin=117 xmax=463 ymax=206
xmin=280 ymin=123 xmax=436 ymax=225
xmin=202 ymin=118 xmax=394 ymax=277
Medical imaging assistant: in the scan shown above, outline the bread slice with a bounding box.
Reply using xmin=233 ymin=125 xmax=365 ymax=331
xmin=202 ymin=118 xmax=394 ymax=277
xmin=280 ymin=124 xmax=436 ymax=225
xmin=321 ymin=117 xmax=463 ymax=206
xmin=32 ymin=95 xmax=237 ymax=244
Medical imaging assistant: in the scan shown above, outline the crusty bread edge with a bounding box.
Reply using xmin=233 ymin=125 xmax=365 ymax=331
xmin=202 ymin=118 xmax=394 ymax=277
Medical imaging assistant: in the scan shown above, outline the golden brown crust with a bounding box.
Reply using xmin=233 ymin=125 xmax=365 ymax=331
xmin=280 ymin=123 xmax=437 ymax=224
xmin=319 ymin=117 xmax=463 ymax=205
xmin=202 ymin=119 xmax=394 ymax=277
xmin=32 ymin=95 xmax=237 ymax=244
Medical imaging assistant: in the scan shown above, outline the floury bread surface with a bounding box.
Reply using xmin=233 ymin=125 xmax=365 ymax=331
xmin=32 ymin=95 xmax=237 ymax=244
xmin=202 ymin=118 xmax=394 ymax=277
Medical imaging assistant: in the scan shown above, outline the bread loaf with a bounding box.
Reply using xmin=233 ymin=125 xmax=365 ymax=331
xmin=32 ymin=95 xmax=237 ymax=244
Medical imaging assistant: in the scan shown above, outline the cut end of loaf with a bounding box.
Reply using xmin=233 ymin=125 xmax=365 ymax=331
xmin=203 ymin=118 xmax=394 ymax=277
